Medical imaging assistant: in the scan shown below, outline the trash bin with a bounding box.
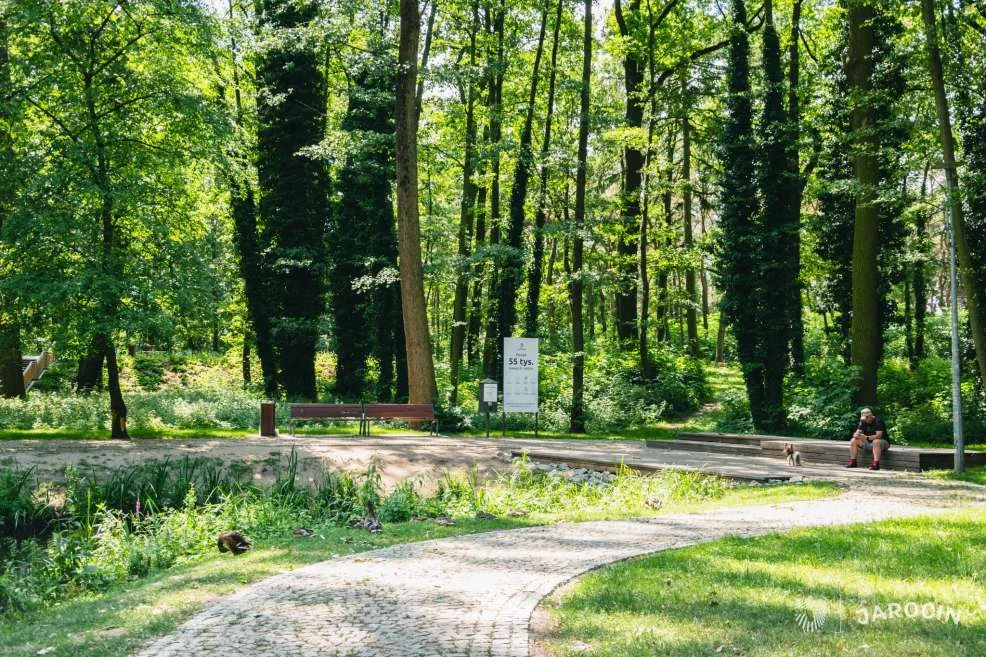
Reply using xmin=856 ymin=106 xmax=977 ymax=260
xmin=260 ymin=401 xmax=277 ymax=437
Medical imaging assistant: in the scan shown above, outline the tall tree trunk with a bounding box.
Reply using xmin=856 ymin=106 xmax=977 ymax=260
xmin=467 ymin=160 xmax=487 ymax=366
xmin=104 ymin=335 xmax=128 ymax=439
xmin=700 ymin=195 xmax=710 ymax=334
xmin=546 ymin=238 xmax=559 ymax=342
xmin=718 ymin=0 xmax=767 ymax=429
xmin=449 ymin=4 xmax=480 ymax=405
xmin=848 ymin=0 xmax=881 ymax=406
xmin=501 ymin=1 xmax=549 ymax=341
xmin=396 ymin=0 xmax=438 ymax=404
xmin=0 ymin=15 xmax=24 ymax=399
xmin=84 ymin=38 xmax=128 ymax=436
xmin=225 ymin=3 xmax=277 ymax=396
xmin=920 ymin=0 xmax=986 ymax=384
xmin=656 ymin=163 xmax=673 ymax=342
xmin=788 ymin=0 xmax=806 ymax=375
xmin=525 ymin=0 xmax=564 ymax=338
xmin=256 ymin=0 xmax=328 ymax=400
xmin=231 ymin=186 xmax=278 ymax=397
xmin=759 ymin=0 xmax=791 ymax=429
xmin=570 ymin=0 xmax=591 ymax=434
xmin=482 ymin=0 xmax=506 ymax=378
xmin=639 ymin=173 xmax=651 ymax=376
xmin=914 ymin=167 xmax=929 ymax=361
xmin=681 ymin=108 xmax=700 ymax=358
xmin=613 ymin=0 xmax=643 ymax=345
xmin=77 ymin=336 xmax=105 ymax=392
xmin=242 ymin=338 xmax=252 ymax=385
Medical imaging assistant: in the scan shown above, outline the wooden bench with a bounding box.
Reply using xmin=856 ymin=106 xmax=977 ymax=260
xmin=288 ymin=403 xmax=365 ymax=436
xmin=361 ymin=403 xmax=437 ymax=436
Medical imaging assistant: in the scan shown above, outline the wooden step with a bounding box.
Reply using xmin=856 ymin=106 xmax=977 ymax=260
xmin=676 ymin=432 xmax=769 ymax=446
xmin=646 ymin=439 xmax=763 ymax=456
xmin=761 ymin=440 xmax=921 ymax=471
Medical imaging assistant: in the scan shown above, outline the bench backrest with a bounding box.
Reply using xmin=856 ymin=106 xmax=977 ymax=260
xmin=290 ymin=403 xmax=363 ymax=419
xmin=362 ymin=403 xmax=434 ymax=421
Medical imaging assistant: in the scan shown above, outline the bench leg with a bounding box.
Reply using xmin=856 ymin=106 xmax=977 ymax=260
xmin=289 ymin=420 xmax=295 ymax=437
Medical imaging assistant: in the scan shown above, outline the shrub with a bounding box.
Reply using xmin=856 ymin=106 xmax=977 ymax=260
xmin=380 ymin=481 xmax=421 ymax=523
xmin=785 ymin=359 xmax=860 ymax=439
xmin=133 ymin=354 xmax=166 ymax=390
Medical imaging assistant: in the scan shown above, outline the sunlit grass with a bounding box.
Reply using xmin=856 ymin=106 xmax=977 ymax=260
xmin=0 ymin=469 xmax=839 ymax=657
xmin=542 ymin=512 xmax=986 ymax=657
xmin=924 ymin=466 xmax=986 ymax=486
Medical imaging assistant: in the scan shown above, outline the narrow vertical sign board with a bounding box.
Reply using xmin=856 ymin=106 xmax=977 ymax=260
xmin=503 ymin=337 xmax=539 ymax=413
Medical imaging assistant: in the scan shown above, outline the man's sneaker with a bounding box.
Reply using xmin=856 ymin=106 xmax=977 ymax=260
xmin=868 ymin=461 xmax=880 ymax=471
xmin=845 ymin=459 xmax=858 ymax=468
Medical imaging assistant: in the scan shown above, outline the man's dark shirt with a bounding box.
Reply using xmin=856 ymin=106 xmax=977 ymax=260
xmin=856 ymin=417 xmax=890 ymax=444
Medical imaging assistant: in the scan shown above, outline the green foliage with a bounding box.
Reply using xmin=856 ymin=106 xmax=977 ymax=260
xmin=0 ymin=470 xmax=55 ymax=541
xmin=785 ymin=359 xmax=861 ymax=439
xmin=379 ymin=480 xmax=422 ymax=523
xmin=132 ymin=354 xmax=166 ymax=391
xmin=0 ymin=455 xmax=756 ymax=616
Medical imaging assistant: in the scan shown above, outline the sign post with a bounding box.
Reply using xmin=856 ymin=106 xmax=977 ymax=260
xmin=479 ymin=379 xmax=498 ymax=438
xmin=503 ymin=337 xmax=539 ymax=436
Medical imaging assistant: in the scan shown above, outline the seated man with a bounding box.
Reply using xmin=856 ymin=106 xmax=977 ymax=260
xmin=846 ymin=408 xmax=890 ymax=470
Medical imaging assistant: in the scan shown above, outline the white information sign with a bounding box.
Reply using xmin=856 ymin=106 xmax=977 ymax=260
xmin=482 ymin=382 xmax=498 ymax=403
xmin=503 ymin=337 xmax=539 ymax=413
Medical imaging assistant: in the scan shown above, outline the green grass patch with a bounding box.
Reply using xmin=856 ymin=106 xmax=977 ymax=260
xmin=0 ymin=456 xmax=839 ymax=656
xmin=924 ymin=466 xmax=986 ymax=486
xmin=542 ymin=511 xmax=986 ymax=657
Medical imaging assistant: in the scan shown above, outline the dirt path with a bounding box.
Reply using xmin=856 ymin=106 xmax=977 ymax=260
xmin=0 ymin=435 xmax=523 ymax=492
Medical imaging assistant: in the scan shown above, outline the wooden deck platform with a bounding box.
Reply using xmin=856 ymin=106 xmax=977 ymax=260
xmin=644 ymin=432 xmax=986 ymax=472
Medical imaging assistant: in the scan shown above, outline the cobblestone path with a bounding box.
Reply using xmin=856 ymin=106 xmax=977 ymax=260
xmin=136 ymin=480 xmax=982 ymax=657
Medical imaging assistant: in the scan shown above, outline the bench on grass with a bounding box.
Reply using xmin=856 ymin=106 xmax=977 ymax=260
xmin=362 ymin=403 xmax=437 ymax=436
xmin=288 ymin=403 xmax=364 ymax=436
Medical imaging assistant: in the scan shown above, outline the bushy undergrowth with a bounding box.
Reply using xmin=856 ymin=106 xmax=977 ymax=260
xmin=713 ymin=356 xmax=986 ymax=444
xmin=443 ymin=347 xmax=710 ymax=434
xmin=10 ymin=346 xmax=709 ymax=435
xmin=0 ymin=454 xmax=728 ymax=615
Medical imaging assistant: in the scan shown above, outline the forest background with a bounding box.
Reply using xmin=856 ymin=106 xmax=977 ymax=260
xmin=1 ymin=0 xmax=985 ymax=446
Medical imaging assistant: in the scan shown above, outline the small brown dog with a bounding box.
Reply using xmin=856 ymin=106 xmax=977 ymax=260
xmin=782 ymin=443 xmax=803 ymax=466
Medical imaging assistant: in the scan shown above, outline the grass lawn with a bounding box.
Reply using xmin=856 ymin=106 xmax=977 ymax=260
xmin=540 ymin=511 xmax=986 ymax=657
xmin=925 ymin=466 xmax=986 ymax=486
xmin=0 ymin=481 xmax=838 ymax=657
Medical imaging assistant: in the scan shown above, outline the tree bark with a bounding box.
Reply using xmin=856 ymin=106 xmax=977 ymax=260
xmin=525 ymin=0 xmax=564 ymax=338
xmin=256 ymin=0 xmax=328 ymax=400
xmin=482 ymin=0 xmax=506 ymax=378
xmin=104 ymin=335 xmax=128 ymax=439
xmin=501 ymin=1 xmax=549 ymax=341
xmin=396 ymin=0 xmax=438 ymax=404
xmin=225 ymin=3 xmax=278 ymax=397
xmin=570 ymin=0 xmax=591 ymax=434
xmin=77 ymin=336 xmax=105 ymax=392
xmin=613 ymin=0 xmax=642 ymax=345
xmin=848 ymin=0 xmax=881 ymax=406
xmin=786 ymin=0 xmax=806 ymax=374
xmin=449 ymin=3 xmax=480 ymax=405
xmin=0 ymin=15 xmax=24 ymax=399
xmin=920 ymin=0 xmax=986 ymax=384
xmin=681 ymin=108 xmax=700 ymax=357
